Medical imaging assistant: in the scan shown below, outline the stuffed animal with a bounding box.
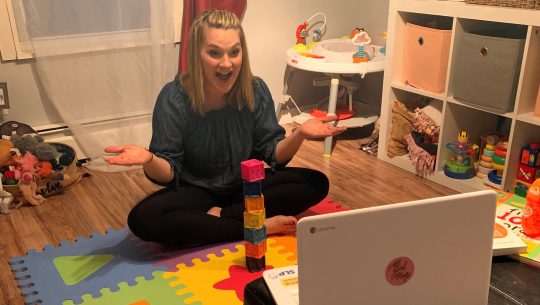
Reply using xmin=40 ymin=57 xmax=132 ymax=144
xmin=0 ymin=120 xmax=36 ymax=138
xmin=16 ymin=152 xmax=45 ymax=206
xmin=35 ymin=161 xmax=53 ymax=179
xmin=18 ymin=172 xmax=44 ymax=206
xmin=0 ymin=173 xmax=14 ymax=214
xmin=10 ymin=134 xmax=59 ymax=161
xmin=20 ymin=151 xmax=40 ymax=176
xmin=0 ymin=139 xmax=17 ymax=213
xmin=4 ymin=147 xmax=23 ymax=181
xmin=0 ymin=139 xmax=14 ymax=167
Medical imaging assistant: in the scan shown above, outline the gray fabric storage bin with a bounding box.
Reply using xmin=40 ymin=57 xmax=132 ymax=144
xmin=453 ymin=29 xmax=525 ymax=113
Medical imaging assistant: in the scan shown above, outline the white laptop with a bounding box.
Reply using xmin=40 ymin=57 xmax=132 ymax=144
xmin=263 ymin=190 xmax=498 ymax=305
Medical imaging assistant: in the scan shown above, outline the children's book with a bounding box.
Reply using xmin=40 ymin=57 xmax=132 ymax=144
xmin=493 ymin=217 xmax=527 ymax=256
xmin=493 ymin=190 xmax=540 ymax=268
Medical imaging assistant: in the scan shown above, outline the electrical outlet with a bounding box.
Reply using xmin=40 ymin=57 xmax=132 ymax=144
xmin=0 ymin=82 xmax=9 ymax=109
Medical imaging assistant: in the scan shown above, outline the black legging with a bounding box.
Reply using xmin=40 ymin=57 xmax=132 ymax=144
xmin=127 ymin=167 xmax=328 ymax=247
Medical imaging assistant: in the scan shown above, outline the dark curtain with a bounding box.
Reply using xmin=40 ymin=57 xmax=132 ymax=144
xmin=179 ymin=0 xmax=247 ymax=73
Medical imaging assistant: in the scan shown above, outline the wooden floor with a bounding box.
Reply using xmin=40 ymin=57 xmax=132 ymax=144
xmin=0 ymin=125 xmax=456 ymax=304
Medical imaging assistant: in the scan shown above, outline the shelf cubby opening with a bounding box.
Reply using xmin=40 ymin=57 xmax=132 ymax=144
xmin=516 ymin=26 xmax=540 ymax=118
xmin=449 ymin=19 xmax=527 ymax=115
xmin=505 ymin=121 xmax=540 ymax=193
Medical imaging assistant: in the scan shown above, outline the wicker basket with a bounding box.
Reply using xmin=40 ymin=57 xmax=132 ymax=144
xmin=3 ymin=142 xmax=82 ymax=198
xmin=466 ymin=0 xmax=539 ymax=9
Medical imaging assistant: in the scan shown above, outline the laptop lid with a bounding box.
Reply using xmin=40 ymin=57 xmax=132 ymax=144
xmin=296 ymin=190 xmax=497 ymax=305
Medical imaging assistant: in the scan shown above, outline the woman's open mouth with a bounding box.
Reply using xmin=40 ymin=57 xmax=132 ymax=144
xmin=216 ymin=71 xmax=233 ymax=81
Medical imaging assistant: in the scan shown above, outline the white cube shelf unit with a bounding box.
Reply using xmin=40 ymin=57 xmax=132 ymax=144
xmin=377 ymin=0 xmax=540 ymax=193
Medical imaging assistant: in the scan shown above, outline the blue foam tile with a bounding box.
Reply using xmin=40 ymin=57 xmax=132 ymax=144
xmin=9 ymin=227 xmax=168 ymax=305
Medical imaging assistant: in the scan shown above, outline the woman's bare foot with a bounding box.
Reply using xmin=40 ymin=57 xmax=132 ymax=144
xmin=265 ymin=215 xmax=297 ymax=235
xmin=207 ymin=206 xmax=222 ymax=217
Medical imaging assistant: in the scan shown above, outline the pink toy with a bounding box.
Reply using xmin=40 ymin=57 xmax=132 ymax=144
xmin=241 ymin=159 xmax=265 ymax=182
xmin=17 ymin=152 xmax=45 ymax=206
xmin=20 ymin=152 xmax=40 ymax=176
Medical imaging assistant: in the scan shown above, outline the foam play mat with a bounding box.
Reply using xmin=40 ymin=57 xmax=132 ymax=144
xmin=9 ymin=198 xmax=350 ymax=305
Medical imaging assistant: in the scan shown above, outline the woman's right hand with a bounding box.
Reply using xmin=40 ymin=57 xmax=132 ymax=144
xmin=104 ymin=145 xmax=153 ymax=166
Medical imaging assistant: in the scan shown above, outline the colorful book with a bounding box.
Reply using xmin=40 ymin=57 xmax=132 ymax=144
xmin=493 ymin=217 xmax=527 ymax=256
xmin=493 ymin=190 xmax=540 ymax=268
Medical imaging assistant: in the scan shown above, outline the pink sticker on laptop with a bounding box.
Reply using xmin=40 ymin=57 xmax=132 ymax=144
xmin=385 ymin=256 xmax=414 ymax=286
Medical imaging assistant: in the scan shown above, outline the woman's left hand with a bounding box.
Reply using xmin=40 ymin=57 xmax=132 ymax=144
xmin=298 ymin=115 xmax=347 ymax=139
xmin=275 ymin=115 xmax=347 ymax=164
xmin=103 ymin=144 xmax=152 ymax=166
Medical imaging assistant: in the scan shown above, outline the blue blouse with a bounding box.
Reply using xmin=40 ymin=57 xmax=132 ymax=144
xmin=149 ymin=75 xmax=285 ymax=195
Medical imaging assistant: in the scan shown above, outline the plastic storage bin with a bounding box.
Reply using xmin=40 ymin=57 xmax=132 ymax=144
xmin=402 ymin=23 xmax=452 ymax=93
xmin=452 ymin=29 xmax=525 ymax=113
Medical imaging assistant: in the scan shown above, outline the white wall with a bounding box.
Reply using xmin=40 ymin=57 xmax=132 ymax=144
xmin=0 ymin=59 xmax=61 ymax=126
xmin=0 ymin=1 xmax=389 ymax=128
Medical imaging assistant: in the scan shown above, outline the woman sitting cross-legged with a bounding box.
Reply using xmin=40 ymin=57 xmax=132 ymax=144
xmin=104 ymin=9 xmax=346 ymax=247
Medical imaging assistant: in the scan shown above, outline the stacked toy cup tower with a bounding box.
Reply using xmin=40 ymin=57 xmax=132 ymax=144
xmin=488 ymin=141 xmax=508 ymax=186
xmin=241 ymin=159 xmax=267 ymax=272
xmin=477 ymin=136 xmax=498 ymax=180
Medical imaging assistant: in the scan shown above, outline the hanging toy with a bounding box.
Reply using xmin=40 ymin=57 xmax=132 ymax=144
xmin=294 ymin=12 xmax=327 ymax=47
xmin=313 ymin=28 xmax=322 ymax=42
xmin=352 ymin=30 xmax=371 ymax=63
xmin=296 ymin=22 xmax=308 ymax=45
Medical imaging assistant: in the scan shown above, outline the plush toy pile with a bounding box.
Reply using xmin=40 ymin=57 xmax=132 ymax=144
xmin=0 ymin=121 xmax=77 ymax=214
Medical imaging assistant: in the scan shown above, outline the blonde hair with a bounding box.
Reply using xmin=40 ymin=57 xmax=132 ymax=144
xmin=181 ymin=9 xmax=254 ymax=115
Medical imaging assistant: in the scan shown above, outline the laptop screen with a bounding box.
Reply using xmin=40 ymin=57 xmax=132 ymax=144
xmin=295 ymin=190 xmax=496 ymax=305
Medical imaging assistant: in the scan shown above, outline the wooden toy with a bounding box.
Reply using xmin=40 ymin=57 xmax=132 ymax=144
xmin=514 ymin=143 xmax=540 ymax=196
xmin=243 ymin=210 xmax=266 ymax=228
xmin=245 ymin=195 xmax=265 ymax=212
xmin=521 ymin=143 xmax=540 ymax=167
xmin=243 ymin=180 xmax=262 ymax=197
xmin=517 ymin=164 xmax=540 ymax=184
xmin=241 ymin=159 xmax=265 ymax=182
xmin=246 ymin=256 xmax=266 ymax=272
xmin=244 ymin=226 xmax=267 ymax=244
xmin=241 ymin=159 xmax=267 ymax=272
xmin=515 ymin=180 xmax=531 ymax=198
xmin=245 ymin=240 xmax=267 ymax=259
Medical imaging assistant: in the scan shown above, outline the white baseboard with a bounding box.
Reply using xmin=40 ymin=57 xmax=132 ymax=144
xmin=33 ymin=116 xmax=152 ymax=161
xmin=30 ymin=124 xmax=85 ymax=159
